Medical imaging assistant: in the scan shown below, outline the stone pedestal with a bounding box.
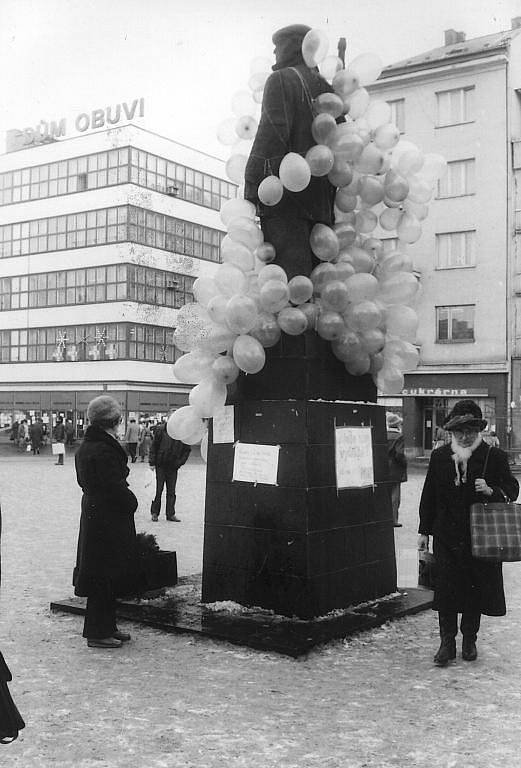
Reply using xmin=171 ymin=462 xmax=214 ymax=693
xmin=201 ymin=332 xmax=395 ymax=619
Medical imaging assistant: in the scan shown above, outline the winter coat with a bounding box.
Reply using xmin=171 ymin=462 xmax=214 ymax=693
xmin=73 ymin=425 xmax=138 ymax=598
xmin=244 ymin=63 xmax=337 ymax=224
xmin=419 ymin=441 xmax=519 ymax=616
xmin=387 ymin=428 xmax=407 ymax=483
xmin=53 ymin=422 xmax=65 ymax=442
xmin=149 ymin=423 xmax=191 ymax=469
xmin=29 ymin=421 xmax=43 ymax=449
xmin=124 ymin=422 xmax=140 ymax=443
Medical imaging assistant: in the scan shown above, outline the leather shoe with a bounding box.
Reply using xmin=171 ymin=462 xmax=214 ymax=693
xmin=151 ymin=515 xmax=158 ymax=522
xmin=87 ymin=637 xmax=122 ymax=649
xmin=462 ymin=638 xmax=478 ymax=661
xmin=166 ymin=515 xmax=181 ymax=522
xmin=112 ymin=630 xmax=131 ymax=642
xmin=434 ymin=641 xmax=456 ymax=666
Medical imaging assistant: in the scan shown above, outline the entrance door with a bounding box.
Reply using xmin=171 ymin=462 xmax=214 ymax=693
xmin=423 ymin=405 xmax=433 ymax=452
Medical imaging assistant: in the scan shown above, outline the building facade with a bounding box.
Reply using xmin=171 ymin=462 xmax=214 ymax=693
xmin=371 ymin=20 xmax=521 ymax=455
xmin=0 ymin=122 xmax=235 ymax=437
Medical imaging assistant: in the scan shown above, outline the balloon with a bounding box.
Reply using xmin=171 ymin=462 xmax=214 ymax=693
xmin=310 ymin=223 xmax=340 ymax=262
xmin=310 ymin=262 xmax=338 ymax=294
xmin=214 ymin=263 xmax=248 ymax=297
xmin=225 ymin=154 xmax=248 ymax=184
xmin=248 ymin=71 xmax=269 ymax=92
xmin=221 ymin=237 xmax=255 ymax=272
xmin=379 ymin=206 xmax=403 ymax=231
xmin=407 ymin=175 xmax=433 ymax=204
xmin=384 ymin=338 xmax=419 ymax=369
xmin=172 ymin=350 xmax=216 ymax=384
xmin=420 ymin=153 xmax=448 ymax=183
xmin=334 ymin=259 xmax=356 ymax=281
xmin=358 ymin=175 xmax=384 ymax=205
xmin=302 ymin=28 xmax=329 ymax=67
xmin=385 ymin=305 xmax=419 ymax=342
xmin=305 ymin=144 xmax=335 ymax=176
xmin=313 ymin=92 xmax=344 ymax=119
xmin=332 ymin=69 xmax=360 ymax=99
xmin=200 ymin=430 xmax=209 ymax=462
xmin=259 ymin=279 xmax=290 ymax=313
xmin=345 ymin=273 xmax=379 ymax=303
xmin=319 ymin=55 xmax=343 ymax=81
xmin=299 ymin=302 xmax=320 ymax=330
xmin=250 ymin=311 xmax=281 ymax=347
xmin=375 ymin=365 xmax=404 ymax=395
xmin=207 ymin=294 xmax=228 ymax=325
xmin=404 ymin=199 xmax=429 ymax=221
xmin=321 ymin=280 xmax=350 ymax=312
xmin=231 ymin=89 xmax=256 ymax=118
xmin=312 ymin=113 xmax=338 ymax=145
xmin=365 ymin=100 xmax=391 ymax=130
xmin=279 ymin=152 xmax=311 ymax=192
xmin=354 ymin=117 xmax=372 ymax=146
xmin=370 ymin=352 xmax=385 ymax=375
xmin=354 ymin=209 xmax=378 ymax=234
xmin=192 ymin=276 xmax=220 ymax=307
xmin=217 ymin=117 xmax=238 ymax=146
xmin=345 ymin=352 xmax=371 ymax=376
xmin=348 ymin=52 xmax=383 ymax=85
xmin=361 ymin=237 xmax=384 ymax=261
xmin=397 ymin=147 xmax=424 ymax=177
xmin=354 ymin=143 xmax=386 ymax=175
xmin=341 ymin=171 xmax=361 ymax=196
xmin=335 ymin=187 xmax=358 ymax=213
xmin=189 ymin=375 xmax=228 ymax=418
xmin=258 ymin=263 xmax=288 ymax=286
xmin=230 ymin=138 xmax=253 ymax=158
xmin=255 ymin=242 xmax=276 ymax=264
xmin=236 ymin=115 xmax=258 ymax=140
xmin=233 ymin=334 xmax=266 ymax=374
xmin=374 ymin=123 xmax=400 ymax=150
xmin=228 ymin=217 xmax=263 ymax=251
xmin=330 ymin=128 xmax=364 ymax=162
xmin=196 ymin=323 xmax=238 ymax=354
xmin=317 ymin=310 xmax=345 ymax=340
xmin=288 ymin=275 xmax=313 ymax=305
xmin=359 ymin=328 xmax=386 ymax=355
xmin=167 ymin=405 xmax=205 ymax=443
xmin=277 ymin=307 xmax=308 ymax=335
xmin=258 ymin=175 xmax=284 ymax=206
xmin=174 ymin=302 xmax=212 ymax=352
xmin=344 ymin=245 xmax=375 ymax=274
xmin=212 ymin=355 xmax=240 ymax=384
xmin=397 ymin=212 xmax=422 ymax=244
xmin=334 ymin=222 xmax=357 ymax=250
xmin=378 ymin=251 xmax=414 ymax=279
xmin=225 ymin=294 xmax=259 ymax=334
xmin=328 ymin=157 xmax=354 ymax=187
xmin=378 ymin=272 xmax=419 ymax=305
xmin=384 ymin=169 xmax=410 ymax=202
xmin=331 ymin=330 xmax=362 ymax=362
xmin=220 ymin=198 xmax=256 ymax=227
xmin=345 ymin=300 xmax=382 ymax=332
xmin=344 ymin=87 xmax=370 ymax=119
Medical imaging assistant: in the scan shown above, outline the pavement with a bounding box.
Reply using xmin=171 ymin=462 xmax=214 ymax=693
xmin=1 ymin=451 xmax=521 ymax=767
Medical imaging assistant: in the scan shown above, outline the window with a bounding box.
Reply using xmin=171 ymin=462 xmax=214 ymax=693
xmin=438 ymin=159 xmax=475 ymax=197
xmin=436 ymin=86 xmax=475 ymax=127
xmin=436 ymin=231 xmax=475 ymax=269
xmin=436 ymin=305 xmax=475 ymax=342
xmin=387 ymin=99 xmax=405 ymax=133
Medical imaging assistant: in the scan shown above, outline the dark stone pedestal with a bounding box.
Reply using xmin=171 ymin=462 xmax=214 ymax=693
xmin=201 ymin=332 xmax=395 ymax=619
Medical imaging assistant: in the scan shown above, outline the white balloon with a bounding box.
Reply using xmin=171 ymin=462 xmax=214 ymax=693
xmin=279 ymin=152 xmax=311 ymax=192
xmin=348 ymin=53 xmax=383 ymax=85
xmin=302 ymin=28 xmax=329 ymax=67
xmin=220 ymin=198 xmax=256 ymax=228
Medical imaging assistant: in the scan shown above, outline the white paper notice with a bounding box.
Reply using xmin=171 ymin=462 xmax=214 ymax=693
xmin=212 ymin=405 xmax=235 ymax=444
xmin=232 ymin=442 xmax=280 ymax=486
xmin=335 ymin=426 xmax=374 ymax=489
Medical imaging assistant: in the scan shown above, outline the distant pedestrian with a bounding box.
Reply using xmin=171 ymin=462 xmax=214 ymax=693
xmin=124 ymin=418 xmax=139 ymax=463
xmin=53 ymin=418 xmax=66 ymax=465
xmin=16 ymin=420 xmax=29 ymax=453
xmin=483 ymin=430 xmax=500 ymax=448
xmin=149 ymin=419 xmax=190 ymax=522
xmin=9 ymin=421 xmax=18 ymax=444
xmin=386 ymin=413 xmax=407 ymax=528
xmin=73 ymin=395 xmax=138 ymax=649
xmin=433 ymin=426 xmax=450 ymax=450
xmin=137 ymin=421 xmax=152 ymax=463
xmin=64 ymin=419 xmax=75 ymax=446
xmin=29 ymin=419 xmax=43 ymax=455
xmin=418 ymin=399 xmax=519 ymax=667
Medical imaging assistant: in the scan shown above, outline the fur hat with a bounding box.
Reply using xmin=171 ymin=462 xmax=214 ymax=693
xmin=443 ymin=399 xmax=487 ymax=432
xmin=272 ymin=24 xmax=311 ymax=46
xmin=87 ymin=395 xmax=121 ymax=427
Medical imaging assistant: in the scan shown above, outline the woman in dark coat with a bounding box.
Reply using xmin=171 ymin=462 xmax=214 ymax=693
xmin=418 ymin=400 xmax=519 ymax=666
xmin=73 ymin=395 xmax=138 ymax=649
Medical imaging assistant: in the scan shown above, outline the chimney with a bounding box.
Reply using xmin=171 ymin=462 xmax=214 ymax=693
xmin=444 ymin=29 xmax=466 ymax=45
xmin=512 ymin=17 xmax=521 ymax=30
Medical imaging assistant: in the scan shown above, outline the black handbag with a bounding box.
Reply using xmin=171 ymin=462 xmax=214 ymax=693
xmin=418 ymin=550 xmax=436 ymax=589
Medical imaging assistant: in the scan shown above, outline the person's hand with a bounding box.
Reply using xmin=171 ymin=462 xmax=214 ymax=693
xmin=149 ymin=465 xmax=155 ymax=472
xmin=418 ymin=534 xmax=429 ymax=551
xmin=475 ymin=478 xmax=493 ymax=496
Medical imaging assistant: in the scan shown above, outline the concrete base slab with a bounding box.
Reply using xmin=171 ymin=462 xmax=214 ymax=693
xmin=50 ymin=575 xmax=433 ymax=657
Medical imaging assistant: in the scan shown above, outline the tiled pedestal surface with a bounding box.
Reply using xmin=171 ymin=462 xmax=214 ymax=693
xmin=201 ymin=332 xmax=395 ymax=619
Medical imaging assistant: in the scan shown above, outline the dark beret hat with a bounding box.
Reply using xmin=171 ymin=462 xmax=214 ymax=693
xmin=272 ymin=24 xmax=311 ymax=46
xmin=443 ymin=399 xmax=487 ymax=432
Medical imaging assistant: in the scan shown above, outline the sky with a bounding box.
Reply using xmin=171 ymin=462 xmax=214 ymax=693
xmin=1 ymin=0 xmax=520 ymax=159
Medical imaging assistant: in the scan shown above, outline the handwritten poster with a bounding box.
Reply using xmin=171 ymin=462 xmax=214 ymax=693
xmin=335 ymin=426 xmax=374 ymax=489
xmin=232 ymin=442 xmax=280 ymax=486
xmin=212 ymin=405 xmax=235 ymax=444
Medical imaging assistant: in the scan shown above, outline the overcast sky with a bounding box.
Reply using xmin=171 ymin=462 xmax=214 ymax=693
xmin=1 ymin=0 xmax=520 ymax=159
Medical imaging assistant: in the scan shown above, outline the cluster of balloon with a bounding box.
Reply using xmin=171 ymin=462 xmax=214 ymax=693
xmin=169 ymin=29 xmax=447 ymax=457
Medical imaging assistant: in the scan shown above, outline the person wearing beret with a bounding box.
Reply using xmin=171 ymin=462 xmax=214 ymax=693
xmin=244 ymin=23 xmax=340 ymax=279
xmin=73 ymin=395 xmax=138 ymax=649
xmin=418 ymin=399 xmax=519 ymax=666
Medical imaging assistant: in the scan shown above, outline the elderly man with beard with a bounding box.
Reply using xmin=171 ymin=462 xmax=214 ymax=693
xmin=418 ymin=400 xmax=519 ymax=667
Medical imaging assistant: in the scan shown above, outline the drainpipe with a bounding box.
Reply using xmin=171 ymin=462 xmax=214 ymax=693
xmin=506 ymin=53 xmax=513 ymax=448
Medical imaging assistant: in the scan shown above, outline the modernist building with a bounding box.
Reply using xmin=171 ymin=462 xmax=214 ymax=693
xmin=371 ymin=19 xmax=521 ymax=454
xmin=0 ymin=118 xmax=235 ymax=436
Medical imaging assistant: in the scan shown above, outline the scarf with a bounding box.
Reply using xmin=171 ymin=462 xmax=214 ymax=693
xmin=451 ymin=434 xmax=482 ymax=486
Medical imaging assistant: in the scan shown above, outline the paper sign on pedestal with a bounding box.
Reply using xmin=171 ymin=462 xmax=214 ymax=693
xmin=212 ymin=405 xmax=235 ymax=444
xmin=232 ymin=442 xmax=280 ymax=486
xmin=335 ymin=426 xmax=374 ymax=489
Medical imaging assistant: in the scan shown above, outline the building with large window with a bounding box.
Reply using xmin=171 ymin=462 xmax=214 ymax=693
xmin=0 ymin=122 xmax=235 ymax=435
xmin=371 ymin=19 xmax=521 ymax=454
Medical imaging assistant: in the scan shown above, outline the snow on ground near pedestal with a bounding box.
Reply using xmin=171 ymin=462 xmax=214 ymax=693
xmin=1 ymin=454 xmax=520 ymax=767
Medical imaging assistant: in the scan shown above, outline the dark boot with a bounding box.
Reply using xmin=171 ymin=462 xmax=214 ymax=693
xmin=461 ymin=612 xmax=480 ymax=661
xmin=434 ymin=612 xmax=457 ymax=666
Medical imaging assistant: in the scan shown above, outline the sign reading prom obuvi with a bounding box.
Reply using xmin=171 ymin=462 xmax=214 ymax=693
xmin=5 ymin=97 xmax=145 ymax=153
xmin=335 ymin=426 xmax=374 ymax=489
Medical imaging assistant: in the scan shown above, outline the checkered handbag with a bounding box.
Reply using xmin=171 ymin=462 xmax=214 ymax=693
xmin=470 ymin=447 xmax=521 ymax=561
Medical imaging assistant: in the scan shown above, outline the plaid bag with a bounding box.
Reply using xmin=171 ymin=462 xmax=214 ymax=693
xmin=470 ymin=502 xmax=521 ymax=561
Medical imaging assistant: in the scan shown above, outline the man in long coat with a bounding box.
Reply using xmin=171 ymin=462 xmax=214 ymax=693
xmin=418 ymin=400 xmax=519 ymax=666
xmin=244 ymin=23 xmax=338 ymax=279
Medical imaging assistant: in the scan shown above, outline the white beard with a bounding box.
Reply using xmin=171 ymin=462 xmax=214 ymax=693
xmin=451 ymin=434 xmax=482 ymax=485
